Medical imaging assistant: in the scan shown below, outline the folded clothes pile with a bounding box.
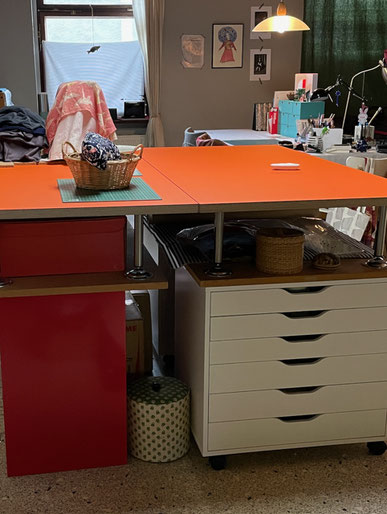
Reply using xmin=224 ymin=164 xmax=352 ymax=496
xmin=196 ymin=132 xmax=227 ymax=147
xmin=0 ymin=106 xmax=47 ymax=162
xmin=81 ymin=132 xmax=121 ymax=170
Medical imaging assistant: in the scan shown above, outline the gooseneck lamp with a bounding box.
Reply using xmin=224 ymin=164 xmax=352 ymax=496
xmin=342 ymin=55 xmax=387 ymax=133
xmin=252 ymin=1 xmax=310 ymax=34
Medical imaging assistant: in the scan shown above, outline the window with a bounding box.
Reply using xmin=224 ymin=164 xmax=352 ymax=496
xmin=37 ymin=1 xmax=145 ymax=116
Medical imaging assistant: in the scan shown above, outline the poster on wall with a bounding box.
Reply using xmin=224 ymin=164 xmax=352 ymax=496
xmin=181 ymin=35 xmax=205 ymax=69
xmin=250 ymin=6 xmax=272 ymax=39
xmin=212 ymin=24 xmax=244 ymax=68
xmin=250 ymin=49 xmax=271 ymax=81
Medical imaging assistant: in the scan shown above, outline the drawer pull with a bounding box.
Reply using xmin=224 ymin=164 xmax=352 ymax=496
xmin=280 ymin=358 xmax=322 ymax=366
xmin=283 ymin=286 xmax=327 ymax=295
xmin=278 ymin=414 xmax=319 ymax=423
xmin=279 ymin=386 xmax=321 ymax=395
xmin=282 ymin=334 xmax=324 ymax=343
xmin=282 ymin=310 xmax=326 ymax=319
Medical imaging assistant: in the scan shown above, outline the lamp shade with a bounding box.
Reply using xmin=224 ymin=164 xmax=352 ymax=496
xmin=253 ymin=15 xmax=310 ymax=33
xmin=253 ymin=1 xmax=310 ymax=34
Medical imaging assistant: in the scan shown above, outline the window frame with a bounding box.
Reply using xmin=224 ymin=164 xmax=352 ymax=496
xmin=37 ymin=1 xmax=134 ymax=91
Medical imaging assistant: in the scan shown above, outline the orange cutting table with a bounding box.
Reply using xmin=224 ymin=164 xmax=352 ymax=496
xmin=0 ymin=160 xmax=197 ymax=477
xmin=143 ymin=145 xmax=387 ymax=212
xmin=143 ymin=145 xmax=387 ymax=274
xmin=0 ymin=160 xmax=197 ymax=219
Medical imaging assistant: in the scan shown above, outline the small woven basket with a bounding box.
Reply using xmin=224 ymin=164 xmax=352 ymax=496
xmin=62 ymin=141 xmax=143 ymax=190
xmin=256 ymin=227 xmax=305 ymax=275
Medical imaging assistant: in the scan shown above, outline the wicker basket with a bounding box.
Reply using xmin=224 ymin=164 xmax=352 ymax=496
xmin=62 ymin=141 xmax=143 ymax=190
xmin=256 ymin=227 xmax=305 ymax=275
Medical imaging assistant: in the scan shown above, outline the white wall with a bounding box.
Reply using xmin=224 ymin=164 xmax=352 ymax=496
xmin=0 ymin=0 xmax=39 ymax=111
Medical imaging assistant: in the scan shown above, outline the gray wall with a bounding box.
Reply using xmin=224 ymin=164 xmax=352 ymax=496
xmin=161 ymin=0 xmax=304 ymax=146
xmin=0 ymin=0 xmax=39 ymax=111
xmin=0 ymin=0 xmax=304 ymax=146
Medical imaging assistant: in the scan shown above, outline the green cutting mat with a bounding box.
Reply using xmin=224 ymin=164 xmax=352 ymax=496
xmin=58 ymin=178 xmax=161 ymax=203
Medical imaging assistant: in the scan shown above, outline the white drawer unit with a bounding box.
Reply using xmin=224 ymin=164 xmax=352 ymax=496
xmin=210 ymin=331 xmax=387 ymax=364
xmin=210 ymin=353 xmax=387 ymax=393
xmin=210 ymin=282 xmax=387 ymax=316
xmin=209 ymin=382 xmax=387 ymax=422
xmin=208 ymin=410 xmax=387 ymax=452
xmin=210 ymin=307 xmax=387 ymax=341
xmin=175 ymin=269 xmax=387 ymax=469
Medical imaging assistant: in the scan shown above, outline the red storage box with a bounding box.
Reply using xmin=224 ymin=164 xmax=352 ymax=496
xmin=0 ymin=217 xmax=126 ymax=277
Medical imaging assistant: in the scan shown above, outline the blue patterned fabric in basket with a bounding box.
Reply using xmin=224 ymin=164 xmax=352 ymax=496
xmin=81 ymin=132 xmax=121 ymax=171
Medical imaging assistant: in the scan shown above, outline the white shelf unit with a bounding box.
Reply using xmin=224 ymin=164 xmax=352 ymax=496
xmin=175 ymin=268 xmax=387 ymax=458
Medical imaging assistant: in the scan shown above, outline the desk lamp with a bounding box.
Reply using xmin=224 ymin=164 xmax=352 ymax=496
xmin=311 ymin=76 xmax=366 ymax=105
xmin=252 ymin=1 xmax=310 ymax=33
xmin=342 ymin=52 xmax=387 ymax=132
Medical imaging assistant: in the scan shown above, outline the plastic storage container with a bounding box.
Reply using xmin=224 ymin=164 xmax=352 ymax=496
xmin=279 ymin=100 xmax=325 ymax=138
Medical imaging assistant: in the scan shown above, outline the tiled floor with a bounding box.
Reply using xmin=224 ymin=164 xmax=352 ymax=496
xmin=1 ymin=370 xmax=386 ymax=514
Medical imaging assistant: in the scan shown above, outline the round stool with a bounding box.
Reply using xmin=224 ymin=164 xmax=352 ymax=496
xmin=127 ymin=376 xmax=190 ymax=462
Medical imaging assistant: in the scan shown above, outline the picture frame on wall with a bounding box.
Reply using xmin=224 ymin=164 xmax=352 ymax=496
xmin=212 ymin=24 xmax=244 ymax=68
xmin=250 ymin=49 xmax=271 ymax=81
xmin=250 ymin=6 xmax=272 ymax=39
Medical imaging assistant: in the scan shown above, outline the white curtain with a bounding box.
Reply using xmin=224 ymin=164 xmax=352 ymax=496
xmin=43 ymin=41 xmax=144 ymax=116
xmin=133 ymin=0 xmax=165 ymax=147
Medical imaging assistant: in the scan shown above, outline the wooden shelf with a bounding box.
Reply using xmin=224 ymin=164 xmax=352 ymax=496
xmin=0 ymin=227 xmax=168 ymax=298
xmin=0 ymin=269 xmax=167 ymax=299
xmin=186 ymin=259 xmax=387 ymax=288
xmin=114 ymin=117 xmax=149 ymax=124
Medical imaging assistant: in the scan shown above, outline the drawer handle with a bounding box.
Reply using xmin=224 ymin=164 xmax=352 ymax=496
xmin=283 ymin=286 xmax=327 ymax=295
xmin=282 ymin=310 xmax=326 ymax=319
xmin=280 ymin=358 xmax=322 ymax=366
xmin=279 ymin=386 xmax=321 ymax=395
xmin=282 ymin=334 xmax=324 ymax=343
xmin=278 ymin=414 xmax=319 ymax=423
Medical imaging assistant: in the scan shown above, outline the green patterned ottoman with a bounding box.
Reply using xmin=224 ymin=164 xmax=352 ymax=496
xmin=127 ymin=377 xmax=190 ymax=462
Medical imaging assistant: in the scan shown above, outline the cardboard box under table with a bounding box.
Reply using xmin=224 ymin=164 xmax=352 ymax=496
xmin=125 ymin=293 xmax=145 ymax=377
xmin=0 ymin=217 xmax=128 ymax=476
xmin=131 ymin=290 xmax=153 ymax=374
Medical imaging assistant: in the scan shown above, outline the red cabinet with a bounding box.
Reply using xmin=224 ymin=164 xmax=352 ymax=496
xmin=0 ymin=217 xmax=126 ymax=277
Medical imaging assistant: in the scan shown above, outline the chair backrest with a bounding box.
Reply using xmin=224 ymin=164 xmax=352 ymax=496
xmin=346 ymin=156 xmax=367 ymax=171
xmin=372 ymin=158 xmax=387 ymax=178
xmin=183 ymin=127 xmax=206 ymax=147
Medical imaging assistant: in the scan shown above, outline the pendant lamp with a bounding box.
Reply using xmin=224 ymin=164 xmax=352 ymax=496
xmin=253 ymin=1 xmax=310 ymax=34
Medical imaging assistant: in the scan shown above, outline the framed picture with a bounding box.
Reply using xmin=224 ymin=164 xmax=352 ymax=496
xmin=250 ymin=49 xmax=271 ymax=81
xmin=212 ymin=24 xmax=244 ymax=68
xmin=250 ymin=6 xmax=272 ymax=39
xmin=181 ymin=35 xmax=205 ymax=69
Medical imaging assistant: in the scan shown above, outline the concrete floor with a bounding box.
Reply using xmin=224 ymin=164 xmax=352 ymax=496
xmin=1 ymin=376 xmax=386 ymax=513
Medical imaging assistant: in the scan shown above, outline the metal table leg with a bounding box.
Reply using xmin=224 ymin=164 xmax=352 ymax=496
xmin=205 ymin=212 xmax=231 ymax=277
xmin=126 ymin=214 xmax=152 ymax=279
xmin=0 ymin=277 xmax=12 ymax=288
xmin=365 ymin=205 xmax=387 ymax=268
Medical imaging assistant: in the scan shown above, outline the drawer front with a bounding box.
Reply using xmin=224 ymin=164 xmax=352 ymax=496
xmin=210 ymin=353 xmax=387 ymax=393
xmin=209 ymin=331 xmax=387 ymax=364
xmin=208 ymin=409 xmax=386 ymax=452
xmin=209 ymin=382 xmax=387 ymax=422
xmin=210 ymin=307 xmax=387 ymax=341
xmin=210 ymin=283 xmax=387 ymax=317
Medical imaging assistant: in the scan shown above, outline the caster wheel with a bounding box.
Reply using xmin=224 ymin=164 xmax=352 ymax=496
xmin=209 ymin=455 xmax=227 ymax=470
xmin=367 ymin=441 xmax=387 ymax=455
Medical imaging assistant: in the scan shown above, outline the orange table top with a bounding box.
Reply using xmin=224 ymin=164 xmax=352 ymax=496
xmin=0 ymin=161 xmax=197 ymax=220
xmin=143 ymin=146 xmax=387 ymax=212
